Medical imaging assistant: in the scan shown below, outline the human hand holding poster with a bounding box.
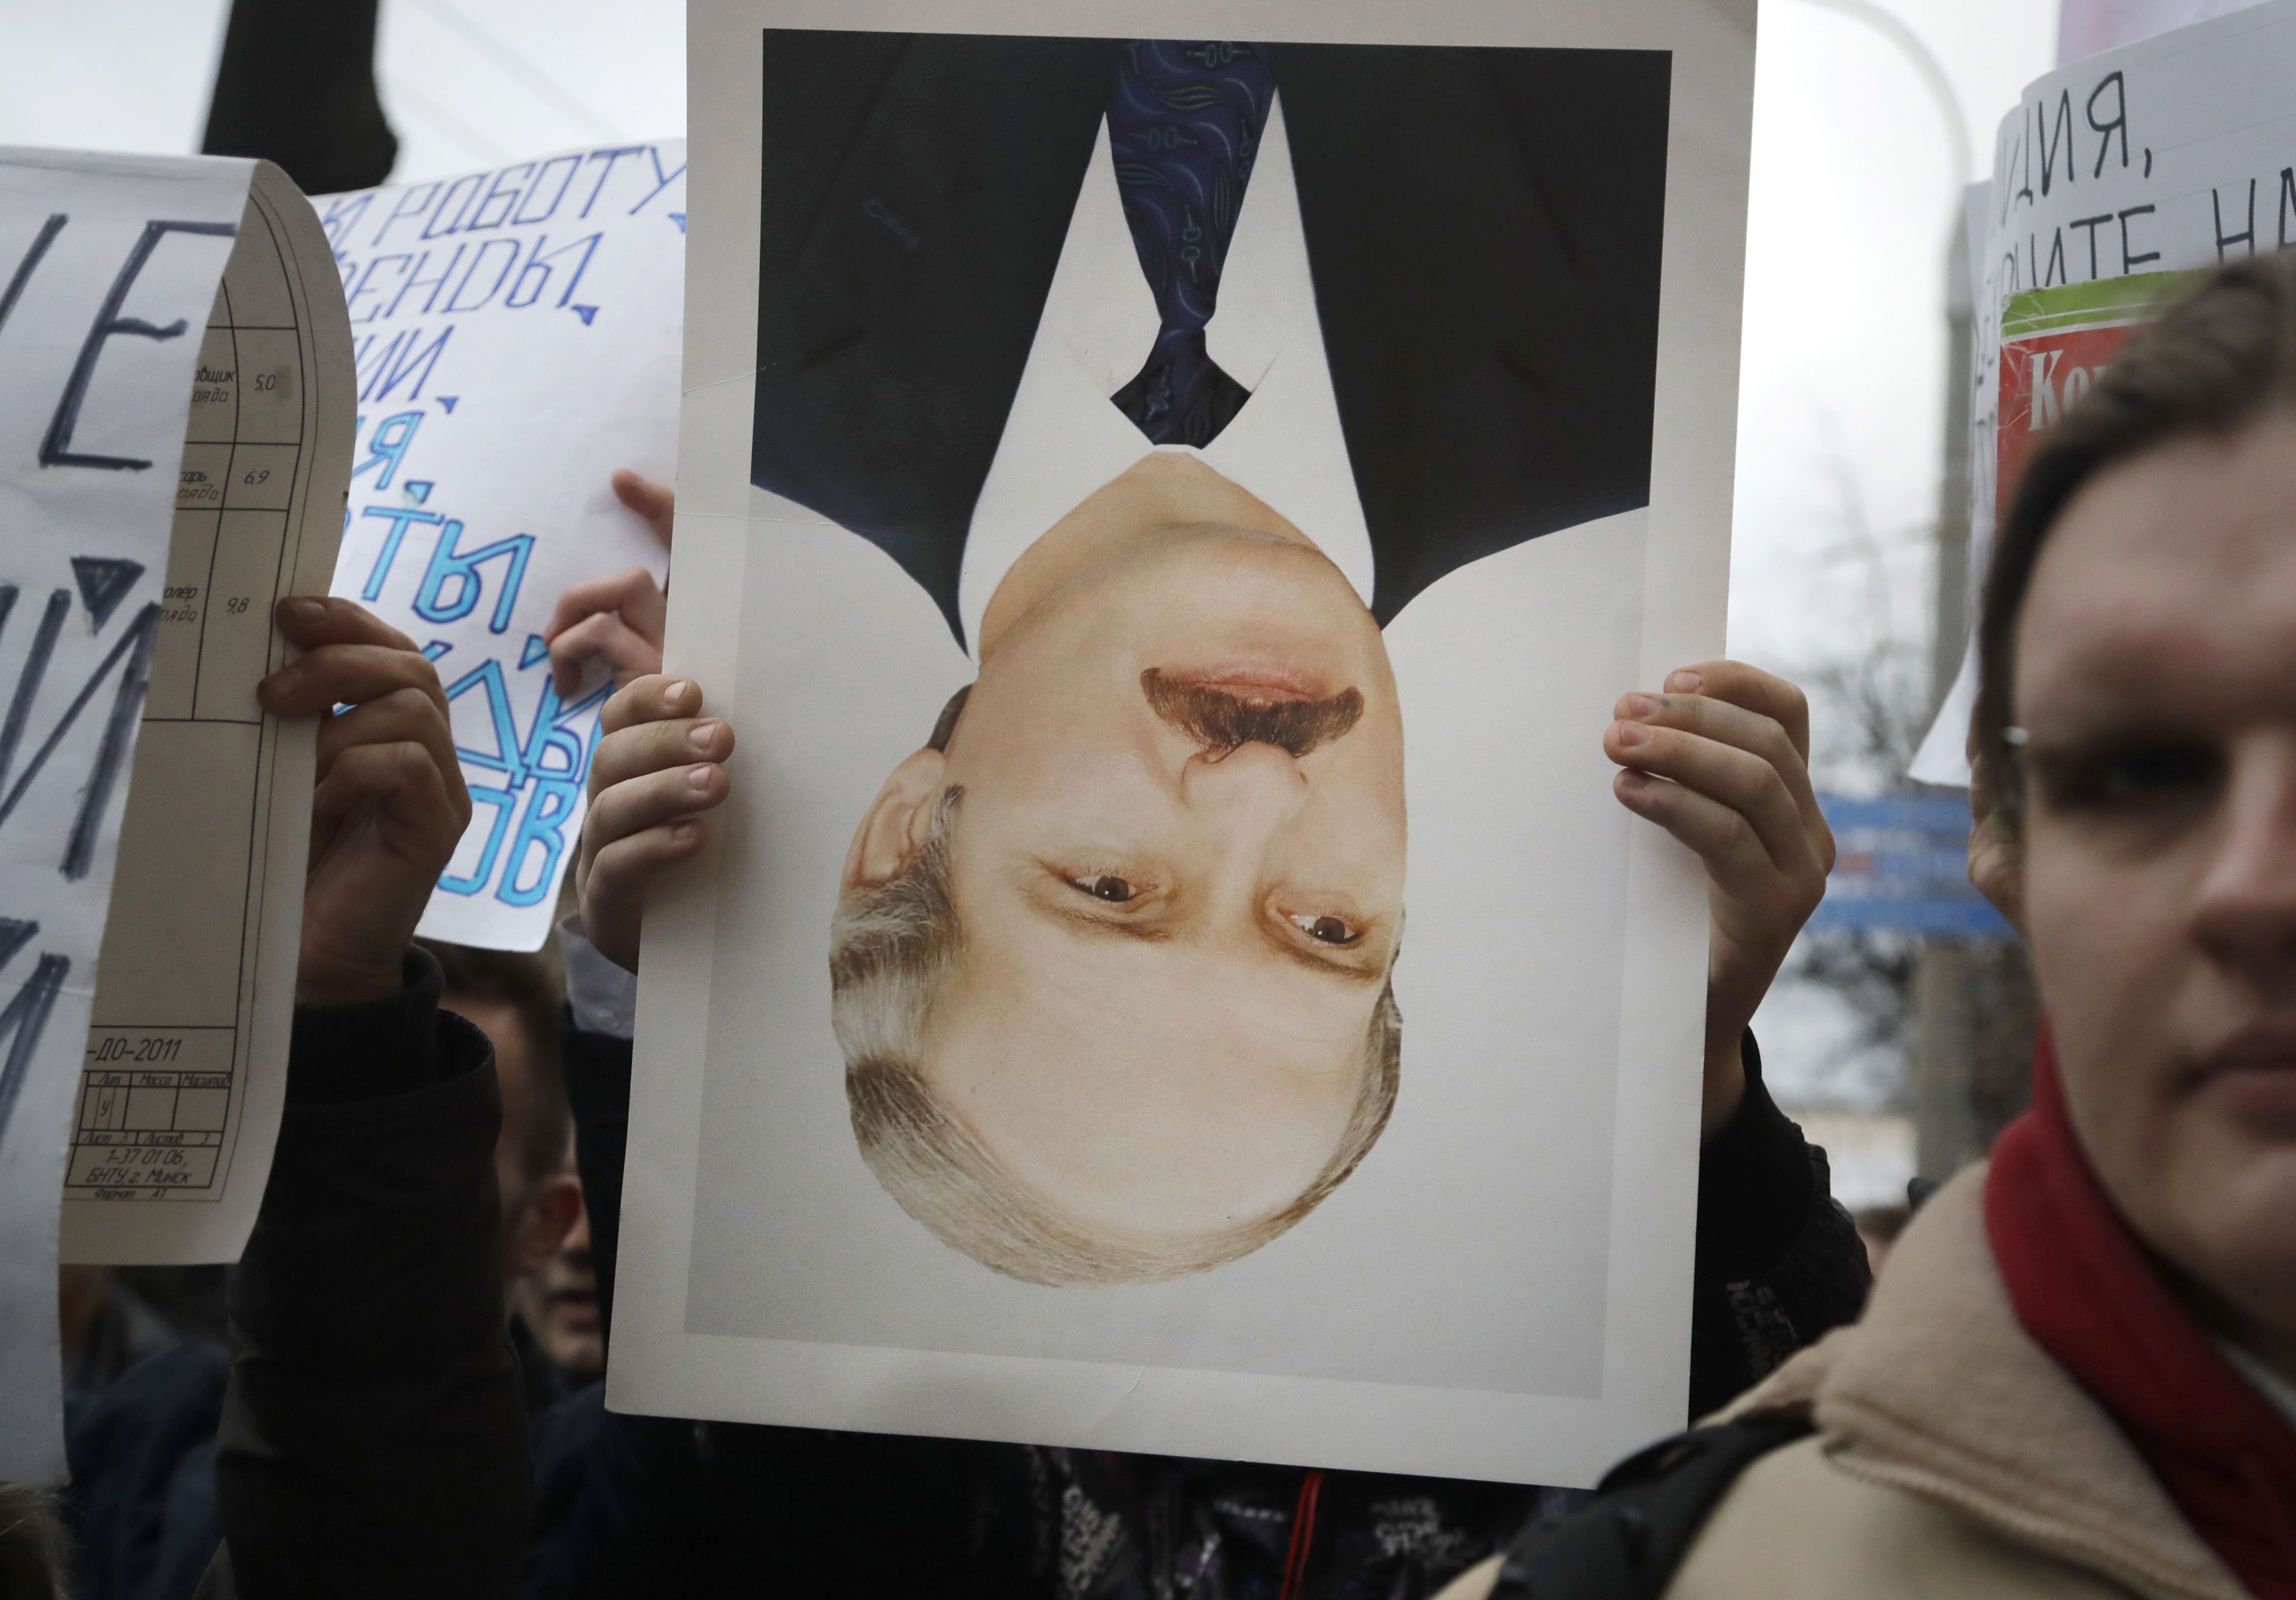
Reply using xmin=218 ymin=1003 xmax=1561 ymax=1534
xmin=611 ymin=0 xmax=1755 ymax=1486
xmin=2 ymin=150 xmax=349 ymax=1479
xmin=320 ymin=143 xmax=685 ymax=951
xmin=1913 ymin=0 xmax=2296 ymax=783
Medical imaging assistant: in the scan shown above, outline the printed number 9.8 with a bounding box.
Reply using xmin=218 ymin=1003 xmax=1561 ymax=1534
xmin=242 ymin=468 xmax=270 ymax=485
xmin=226 ymin=596 xmax=249 ymax=614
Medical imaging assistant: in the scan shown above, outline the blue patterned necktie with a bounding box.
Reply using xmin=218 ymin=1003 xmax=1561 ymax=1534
xmin=1106 ymin=41 xmax=1273 ymax=448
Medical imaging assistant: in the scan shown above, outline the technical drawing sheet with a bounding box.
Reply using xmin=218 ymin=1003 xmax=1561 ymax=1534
xmin=0 ymin=150 xmax=349 ymax=1481
xmin=61 ymin=158 xmax=351 ymax=1262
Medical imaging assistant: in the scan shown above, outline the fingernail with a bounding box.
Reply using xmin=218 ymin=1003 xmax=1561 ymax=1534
xmin=687 ymin=764 xmax=715 ymax=789
xmin=1666 ymin=669 xmax=1703 ymax=693
xmin=664 ymin=679 xmax=691 ymax=707
xmin=672 ymin=821 xmax=700 ymax=844
xmin=1613 ymin=721 xmax=1649 ymax=749
xmin=688 ymin=720 xmax=719 ymax=753
xmin=1623 ymin=692 xmax=1661 ymax=719
xmin=281 ymin=596 xmax=326 ymax=623
xmin=267 ymin=665 xmax=302 ymax=697
xmin=1617 ymin=770 xmax=1652 ymax=794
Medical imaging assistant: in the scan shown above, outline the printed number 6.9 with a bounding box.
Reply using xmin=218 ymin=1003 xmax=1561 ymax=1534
xmin=242 ymin=468 xmax=270 ymax=485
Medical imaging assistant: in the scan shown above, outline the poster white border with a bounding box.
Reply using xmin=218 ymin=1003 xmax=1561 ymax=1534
xmin=615 ymin=0 xmax=1752 ymax=1487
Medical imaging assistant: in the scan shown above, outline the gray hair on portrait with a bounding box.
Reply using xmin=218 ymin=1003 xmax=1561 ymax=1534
xmin=830 ymin=786 xmax=1402 ymax=1288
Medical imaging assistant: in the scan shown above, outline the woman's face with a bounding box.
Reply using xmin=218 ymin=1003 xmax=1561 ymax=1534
xmin=2014 ymin=411 xmax=2296 ymax=1361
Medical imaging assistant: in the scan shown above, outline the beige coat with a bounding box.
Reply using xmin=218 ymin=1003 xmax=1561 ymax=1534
xmin=1439 ymin=1169 xmax=2250 ymax=1600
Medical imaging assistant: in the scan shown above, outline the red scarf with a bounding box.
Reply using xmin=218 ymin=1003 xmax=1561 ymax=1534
xmin=1987 ymin=1026 xmax=2296 ymax=1597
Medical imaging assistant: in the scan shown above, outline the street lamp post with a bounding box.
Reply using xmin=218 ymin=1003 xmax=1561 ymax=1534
xmin=1914 ymin=203 xmax=1982 ymax=1179
xmin=1787 ymin=0 xmax=1986 ymax=1180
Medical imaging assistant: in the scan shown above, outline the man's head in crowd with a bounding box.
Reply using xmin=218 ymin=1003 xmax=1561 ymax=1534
xmin=832 ymin=453 xmax=1404 ymax=1287
xmin=1977 ymin=254 xmax=2296 ymax=1373
xmin=505 ymin=1134 xmax=603 ymax=1382
xmin=423 ymin=941 xmax=583 ymax=1286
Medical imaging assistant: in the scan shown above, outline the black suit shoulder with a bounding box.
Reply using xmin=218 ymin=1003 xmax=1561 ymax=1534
xmin=749 ymin=36 xmax=1676 ymax=636
xmin=1269 ymin=44 xmax=1674 ymax=622
xmin=751 ymin=31 xmax=1122 ymax=644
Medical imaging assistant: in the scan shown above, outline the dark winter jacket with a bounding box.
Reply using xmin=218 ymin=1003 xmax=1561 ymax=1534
xmin=202 ymin=949 xmax=526 ymax=1600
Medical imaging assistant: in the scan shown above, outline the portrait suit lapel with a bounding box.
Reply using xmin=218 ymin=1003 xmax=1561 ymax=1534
xmin=750 ymin=36 xmax=1672 ymax=639
xmin=1267 ymin=45 xmax=1672 ymax=626
xmin=751 ymin=31 xmax=1122 ymax=644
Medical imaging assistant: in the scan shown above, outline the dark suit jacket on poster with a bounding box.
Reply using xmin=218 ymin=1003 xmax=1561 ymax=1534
xmin=750 ymin=31 xmax=1674 ymax=644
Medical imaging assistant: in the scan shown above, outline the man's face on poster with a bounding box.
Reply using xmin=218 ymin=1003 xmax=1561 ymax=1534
xmin=835 ymin=476 xmax=1407 ymax=1285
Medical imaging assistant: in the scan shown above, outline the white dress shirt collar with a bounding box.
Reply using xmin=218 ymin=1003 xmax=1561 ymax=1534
xmin=957 ymin=93 xmax=1375 ymax=658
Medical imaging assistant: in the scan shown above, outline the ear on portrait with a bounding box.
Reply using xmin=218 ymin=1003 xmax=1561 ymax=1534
xmin=843 ymin=748 xmax=950 ymax=891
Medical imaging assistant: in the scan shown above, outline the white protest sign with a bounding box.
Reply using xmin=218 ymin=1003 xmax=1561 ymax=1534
xmin=1 ymin=148 xmax=350 ymax=1483
xmin=1913 ymin=0 xmax=2296 ymax=783
xmin=320 ymin=143 xmax=685 ymax=953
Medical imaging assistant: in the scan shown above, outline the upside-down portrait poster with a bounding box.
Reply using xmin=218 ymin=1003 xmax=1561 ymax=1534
xmin=614 ymin=0 xmax=1755 ymax=1487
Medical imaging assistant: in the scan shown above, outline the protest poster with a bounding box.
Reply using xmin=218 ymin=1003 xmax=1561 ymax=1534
xmin=2 ymin=150 xmax=348 ymax=1479
xmin=610 ymin=0 xmax=1756 ymax=1488
xmin=320 ymin=143 xmax=685 ymax=953
xmin=1913 ymin=0 xmax=2296 ymax=783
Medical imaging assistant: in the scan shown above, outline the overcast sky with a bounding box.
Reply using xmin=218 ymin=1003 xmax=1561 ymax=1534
xmin=1 ymin=0 xmax=2058 ymax=695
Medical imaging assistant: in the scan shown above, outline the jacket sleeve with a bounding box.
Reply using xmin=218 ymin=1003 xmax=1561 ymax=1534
xmin=1685 ymin=1033 xmax=1872 ymax=1418
xmin=213 ymin=948 xmax=529 ymax=1600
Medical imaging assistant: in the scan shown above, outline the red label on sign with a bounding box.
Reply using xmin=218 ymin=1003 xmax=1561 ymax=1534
xmin=1996 ymin=322 xmax=2138 ymax=524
